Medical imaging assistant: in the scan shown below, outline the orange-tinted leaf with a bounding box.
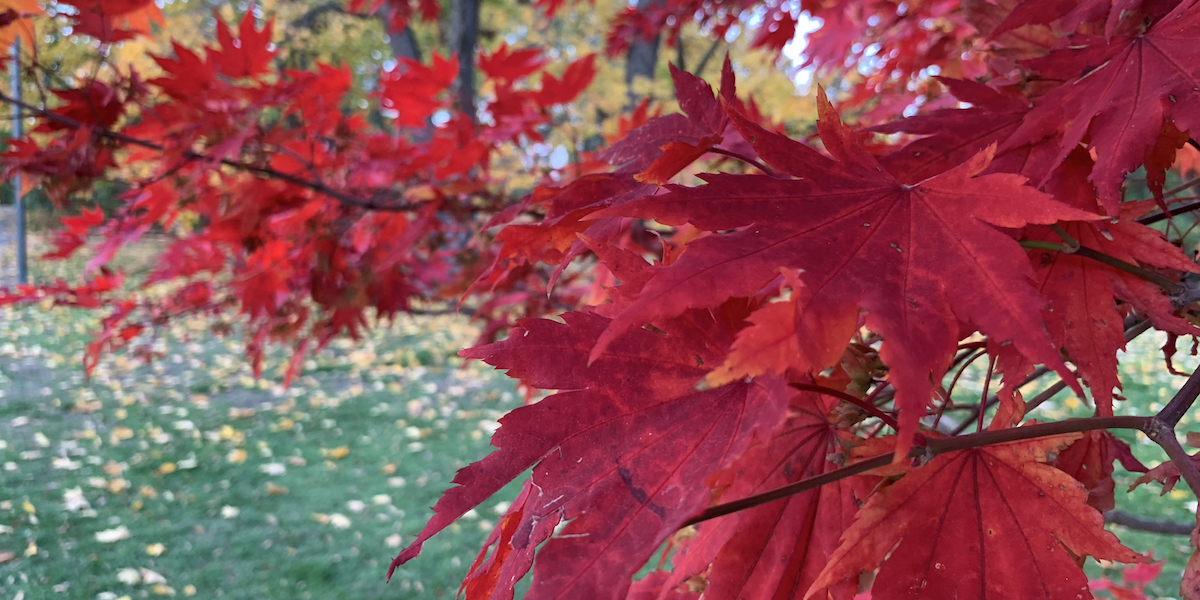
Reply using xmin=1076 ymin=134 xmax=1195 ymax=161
xmin=634 ymin=136 xmax=719 ymax=185
xmin=0 ymin=0 xmax=43 ymax=52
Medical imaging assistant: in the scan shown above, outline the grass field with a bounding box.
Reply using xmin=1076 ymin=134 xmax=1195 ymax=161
xmin=0 ymin=239 xmax=1198 ymax=599
xmin=0 ymin=301 xmax=525 ymax=599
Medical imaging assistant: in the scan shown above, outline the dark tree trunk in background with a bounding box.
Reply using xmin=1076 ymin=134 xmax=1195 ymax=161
xmin=386 ymin=25 xmax=422 ymax=61
xmin=449 ymin=0 xmax=482 ymax=122
xmin=625 ymin=0 xmax=663 ymax=108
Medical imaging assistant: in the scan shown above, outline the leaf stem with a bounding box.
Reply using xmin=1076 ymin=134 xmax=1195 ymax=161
xmin=1020 ymin=240 xmax=1181 ymax=294
xmin=707 ymin=147 xmax=781 ymax=178
xmin=1049 ymin=224 xmax=1080 ymax=252
xmin=790 ymin=383 xmax=899 ymax=430
xmin=952 ymin=317 xmax=1151 ymax=435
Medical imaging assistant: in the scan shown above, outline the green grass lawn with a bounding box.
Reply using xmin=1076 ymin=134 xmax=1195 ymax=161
xmin=0 ymin=301 xmax=524 ymax=599
xmin=0 ymin=238 xmax=1197 ymax=599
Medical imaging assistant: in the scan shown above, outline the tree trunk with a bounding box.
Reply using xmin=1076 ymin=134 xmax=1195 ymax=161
xmin=449 ymin=0 xmax=481 ymax=122
xmin=386 ymin=26 xmax=422 ymax=62
xmin=624 ymin=0 xmax=664 ymax=108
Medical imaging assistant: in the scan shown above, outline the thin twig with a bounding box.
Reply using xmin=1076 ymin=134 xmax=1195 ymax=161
xmin=0 ymin=91 xmax=424 ymax=212
xmin=953 ymin=318 xmax=1151 ymax=435
xmin=791 ymin=383 xmax=899 ymax=430
xmin=1103 ymin=510 xmax=1194 ymax=536
xmin=1022 ymin=380 xmax=1069 ymax=414
xmin=682 ymin=453 xmax=895 ymax=527
xmin=1138 ymin=198 xmax=1200 ymax=226
xmin=684 ymin=415 xmax=1151 ymax=527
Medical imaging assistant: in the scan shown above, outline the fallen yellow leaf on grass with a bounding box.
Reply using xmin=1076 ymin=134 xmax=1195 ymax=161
xmin=381 ymin=463 xmax=396 ymax=475
xmin=95 ymin=525 xmax=130 ymax=543
xmin=111 ymin=426 xmax=134 ymax=444
xmin=23 ymin=542 xmax=36 ymax=557
xmin=228 ymin=408 xmax=255 ymax=419
xmin=151 ymin=584 xmax=175 ymax=595
xmin=0 ymin=551 xmax=14 ymax=564
xmin=286 ymin=456 xmax=307 ymax=467
xmin=140 ymin=486 xmax=158 ymax=499
xmin=102 ymin=461 xmax=124 ymax=476
xmin=311 ymin=513 xmax=331 ymax=525
xmin=146 ymin=543 xmax=166 ymax=556
xmin=108 ymin=479 xmax=129 ymax=493
xmin=183 ymin=585 xmax=196 ymax=596
xmin=266 ymin=482 xmax=289 ymax=496
xmin=156 ymin=462 xmax=176 ymax=475
xmin=21 ymin=501 xmax=35 ymax=514
xmin=226 ymin=449 xmax=247 ymax=464
xmin=275 ymin=418 xmax=294 ymax=431
xmin=321 ymin=446 xmax=349 ymax=460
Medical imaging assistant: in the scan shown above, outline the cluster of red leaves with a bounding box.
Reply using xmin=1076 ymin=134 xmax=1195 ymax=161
xmin=8 ymin=0 xmax=1200 ymax=598
xmin=386 ymin=1 xmax=1200 ymax=599
xmin=0 ymin=1 xmax=597 ymax=380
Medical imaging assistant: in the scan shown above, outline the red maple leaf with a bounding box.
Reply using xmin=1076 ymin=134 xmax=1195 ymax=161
xmin=1024 ymin=154 xmax=1199 ymax=412
xmin=1006 ymin=1 xmax=1200 ymax=213
xmin=534 ymin=54 xmax=597 ymax=106
xmin=380 ymin=53 xmax=458 ymax=127
xmin=213 ymin=13 xmax=275 ymax=80
xmin=390 ymin=301 xmax=791 ymax=600
xmin=809 ymin=436 xmax=1144 ymax=599
xmin=479 ymin=43 xmax=547 ymax=82
xmin=1053 ymin=430 xmax=1147 ymax=513
xmin=641 ymin=390 xmax=862 ymax=600
xmin=592 ymin=87 xmax=1099 ymax=454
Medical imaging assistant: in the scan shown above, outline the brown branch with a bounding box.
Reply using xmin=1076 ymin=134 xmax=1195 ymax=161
xmin=0 ymin=91 xmax=426 ymax=212
xmin=1157 ymin=365 xmax=1200 ymax=427
xmin=682 ymin=453 xmax=895 ymax=527
xmin=684 ymin=415 xmax=1151 ymax=528
xmin=1103 ymin=510 xmax=1194 ymax=536
xmin=686 ymin=364 xmax=1200 ymax=527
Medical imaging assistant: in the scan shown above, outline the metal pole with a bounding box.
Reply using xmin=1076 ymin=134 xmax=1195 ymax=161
xmin=10 ymin=36 xmax=27 ymax=284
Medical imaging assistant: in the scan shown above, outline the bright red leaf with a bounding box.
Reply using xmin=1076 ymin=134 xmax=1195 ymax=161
xmin=809 ymin=435 xmax=1144 ymax=599
xmin=390 ymin=301 xmax=791 ymax=600
xmin=640 ymin=390 xmax=862 ymax=600
xmin=1007 ymin=1 xmax=1200 ymax=213
xmin=593 ymin=87 xmax=1099 ymax=456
